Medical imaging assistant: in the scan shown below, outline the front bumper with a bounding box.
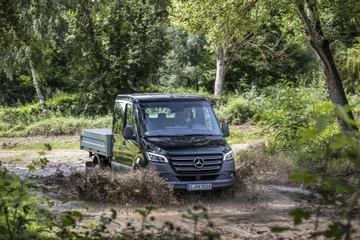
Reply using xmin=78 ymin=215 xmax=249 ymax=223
xmin=148 ymin=160 xmax=235 ymax=190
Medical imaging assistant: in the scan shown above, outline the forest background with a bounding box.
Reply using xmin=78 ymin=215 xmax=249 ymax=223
xmin=1 ymin=0 xmax=360 ymax=238
xmin=1 ymin=0 xmax=360 ymax=154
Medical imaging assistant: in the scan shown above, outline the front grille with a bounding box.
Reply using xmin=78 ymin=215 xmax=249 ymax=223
xmin=170 ymin=154 xmax=222 ymax=173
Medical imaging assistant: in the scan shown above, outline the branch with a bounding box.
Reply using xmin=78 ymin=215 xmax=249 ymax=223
xmin=262 ymin=37 xmax=283 ymax=53
xmin=305 ymin=0 xmax=323 ymax=38
xmin=224 ymin=32 xmax=254 ymax=71
xmin=295 ymin=1 xmax=316 ymax=41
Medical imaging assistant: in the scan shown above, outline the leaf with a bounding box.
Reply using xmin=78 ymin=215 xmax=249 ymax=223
xmin=10 ymin=180 xmax=22 ymax=189
xmin=271 ymin=226 xmax=291 ymax=233
xmin=72 ymin=211 xmax=83 ymax=220
xmin=315 ymin=102 xmax=333 ymax=113
xmin=289 ymin=208 xmax=311 ymax=225
xmin=300 ymin=128 xmax=317 ymax=138
xmin=324 ymin=178 xmax=356 ymax=193
xmin=26 ymin=165 xmax=36 ymax=173
xmin=289 ymin=171 xmax=318 ymax=185
xmin=60 ymin=214 xmax=74 ymax=227
xmin=315 ymin=116 xmax=330 ymax=133
xmin=44 ymin=143 xmax=52 ymax=151
xmin=37 ymin=151 xmax=46 ymax=156
xmin=100 ymin=216 xmax=111 ymax=225
xmin=135 ymin=209 xmax=146 ymax=217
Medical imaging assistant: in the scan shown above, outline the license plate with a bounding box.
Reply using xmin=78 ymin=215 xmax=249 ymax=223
xmin=187 ymin=184 xmax=212 ymax=191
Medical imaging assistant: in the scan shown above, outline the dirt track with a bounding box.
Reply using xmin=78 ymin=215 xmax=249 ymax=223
xmin=1 ymin=142 xmax=359 ymax=239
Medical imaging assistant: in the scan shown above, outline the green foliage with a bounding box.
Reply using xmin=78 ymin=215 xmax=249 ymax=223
xmin=0 ymin=145 xmax=52 ymax=239
xmin=226 ymin=125 xmax=263 ymax=145
xmin=1 ymin=103 xmax=44 ymax=127
xmin=0 ymin=167 xmax=43 ymax=239
xmin=0 ymin=116 xmax=111 ymax=137
xmin=215 ymin=95 xmax=255 ymax=125
xmin=253 ymin=80 xmax=328 ymax=152
xmin=335 ymin=41 xmax=360 ymax=93
xmin=46 ymin=92 xmax=78 ymax=116
xmin=0 ymin=91 xmax=114 ymax=137
xmin=157 ymin=28 xmax=210 ymax=90
xmin=272 ymin=110 xmax=360 ymax=239
xmin=169 ymin=0 xmax=260 ymax=51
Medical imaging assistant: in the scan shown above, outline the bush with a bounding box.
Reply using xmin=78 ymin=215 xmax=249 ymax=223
xmin=46 ymin=92 xmax=78 ymax=116
xmin=1 ymin=103 xmax=44 ymax=127
xmin=0 ymin=92 xmax=112 ymax=133
xmin=252 ymin=82 xmax=328 ymax=152
xmin=215 ymin=95 xmax=255 ymax=125
xmin=273 ymin=114 xmax=360 ymax=239
xmin=0 ymin=116 xmax=112 ymax=137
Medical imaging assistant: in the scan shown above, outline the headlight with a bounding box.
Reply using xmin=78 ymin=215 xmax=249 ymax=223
xmin=223 ymin=150 xmax=234 ymax=161
xmin=146 ymin=152 xmax=168 ymax=163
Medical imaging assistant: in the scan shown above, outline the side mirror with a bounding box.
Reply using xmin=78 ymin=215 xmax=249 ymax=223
xmin=222 ymin=123 xmax=230 ymax=137
xmin=124 ymin=125 xmax=135 ymax=140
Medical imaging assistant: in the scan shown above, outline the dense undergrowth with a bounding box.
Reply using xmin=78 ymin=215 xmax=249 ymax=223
xmin=0 ymin=92 xmax=112 ymax=137
xmin=2 ymin=82 xmax=360 ymax=177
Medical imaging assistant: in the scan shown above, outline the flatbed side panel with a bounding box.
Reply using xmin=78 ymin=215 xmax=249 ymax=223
xmin=80 ymin=128 xmax=113 ymax=157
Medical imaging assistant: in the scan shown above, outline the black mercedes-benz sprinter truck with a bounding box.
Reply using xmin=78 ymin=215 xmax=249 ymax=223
xmin=80 ymin=93 xmax=235 ymax=190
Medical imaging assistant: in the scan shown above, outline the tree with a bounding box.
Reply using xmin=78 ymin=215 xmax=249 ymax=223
xmin=0 ymin=0 xmax=61 ymax=115
xmin=62 ymin=0 xmax=169 ymax=111
xmin=294 ymin=0 xmax=360 ymax=132
xmin=169 ymin=0 xmax=260 ymax=95
xmin=157 ymin=27 xmax=210 ymax=89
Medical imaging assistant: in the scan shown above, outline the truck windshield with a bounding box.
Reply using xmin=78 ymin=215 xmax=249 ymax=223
xmin=137 ymin=101 xmax=223 ymax=137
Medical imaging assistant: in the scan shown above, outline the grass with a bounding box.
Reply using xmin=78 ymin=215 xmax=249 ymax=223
xmin=227 ymin=124 xmax=264 ymax=145
xmin=0 ymin=115 xmax=112 ymax=137
xmin=1 ymin=140 xmax=79 ymax=150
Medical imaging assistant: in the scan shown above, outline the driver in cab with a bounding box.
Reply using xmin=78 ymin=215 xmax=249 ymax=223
xmin=175 ymin=110 xmax=193 ymax=127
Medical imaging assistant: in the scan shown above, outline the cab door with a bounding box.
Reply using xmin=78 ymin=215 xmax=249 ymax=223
xmin=112 ymin=100 xmax=129 ymax=171
xmin=121 ymin=103 xmax=139 ymax=167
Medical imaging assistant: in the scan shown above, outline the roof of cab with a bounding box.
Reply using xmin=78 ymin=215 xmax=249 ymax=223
xmin=116 ymin=93 xmax=207 ymax=102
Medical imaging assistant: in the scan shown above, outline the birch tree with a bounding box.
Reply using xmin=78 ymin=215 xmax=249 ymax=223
xmin=0 ymin=0 xmax=59 ymax=115
xmin=169 ymin=0 xmax=261 ymax=95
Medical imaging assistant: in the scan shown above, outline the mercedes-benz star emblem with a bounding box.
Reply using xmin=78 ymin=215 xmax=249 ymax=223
xmin=193 ymin=157 xmax=204 ymax=168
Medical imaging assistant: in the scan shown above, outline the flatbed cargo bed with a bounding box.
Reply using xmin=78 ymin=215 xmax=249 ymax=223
xmin=80 ymin=128 xmax=113 ymax=157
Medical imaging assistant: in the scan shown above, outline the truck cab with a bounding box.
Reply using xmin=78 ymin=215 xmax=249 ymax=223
xmin=111 ymin=93 xmax=235 ymax=190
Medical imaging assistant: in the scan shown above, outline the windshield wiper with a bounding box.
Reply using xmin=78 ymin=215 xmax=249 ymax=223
xmin=181 ymin=134 xmax=216 ymax=137
xmin=144 ymin=135 xmax=178 ymax=138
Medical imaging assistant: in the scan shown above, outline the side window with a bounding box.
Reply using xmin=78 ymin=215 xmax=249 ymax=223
xmin=113 ymin=101 xmax=126 ymax=133
xmin=125 ymin=104 xmax=136 ymax=139
xmin=125 ymin=104 xmax=135 ymax=126
xmin=203 ymin=107 xmax=213 ymax=129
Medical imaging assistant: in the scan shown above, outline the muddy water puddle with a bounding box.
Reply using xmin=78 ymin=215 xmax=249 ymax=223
xmin=2 ymin=148 xmax=359 ymax=239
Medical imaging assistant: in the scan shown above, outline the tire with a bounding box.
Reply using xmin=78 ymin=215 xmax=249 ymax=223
xmin=93 ymin=154 xmax=111 ymax=169
xmin=92 ymin=154 xmax=101 ymax=168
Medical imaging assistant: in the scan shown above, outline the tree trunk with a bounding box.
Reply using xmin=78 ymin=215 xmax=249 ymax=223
xmin=215 ymin=48 xmax=226 ymax=96
xmin=314 ymin=41 xmax=357 ymax=131
xmin=296 ymin=1 xmax=357 ymax=132
xmin=29 ymin=60 xmax=48 ymax=116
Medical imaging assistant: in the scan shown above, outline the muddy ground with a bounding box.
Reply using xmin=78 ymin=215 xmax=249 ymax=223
xmin=1 ymin=137 xmax=359 ymax=239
